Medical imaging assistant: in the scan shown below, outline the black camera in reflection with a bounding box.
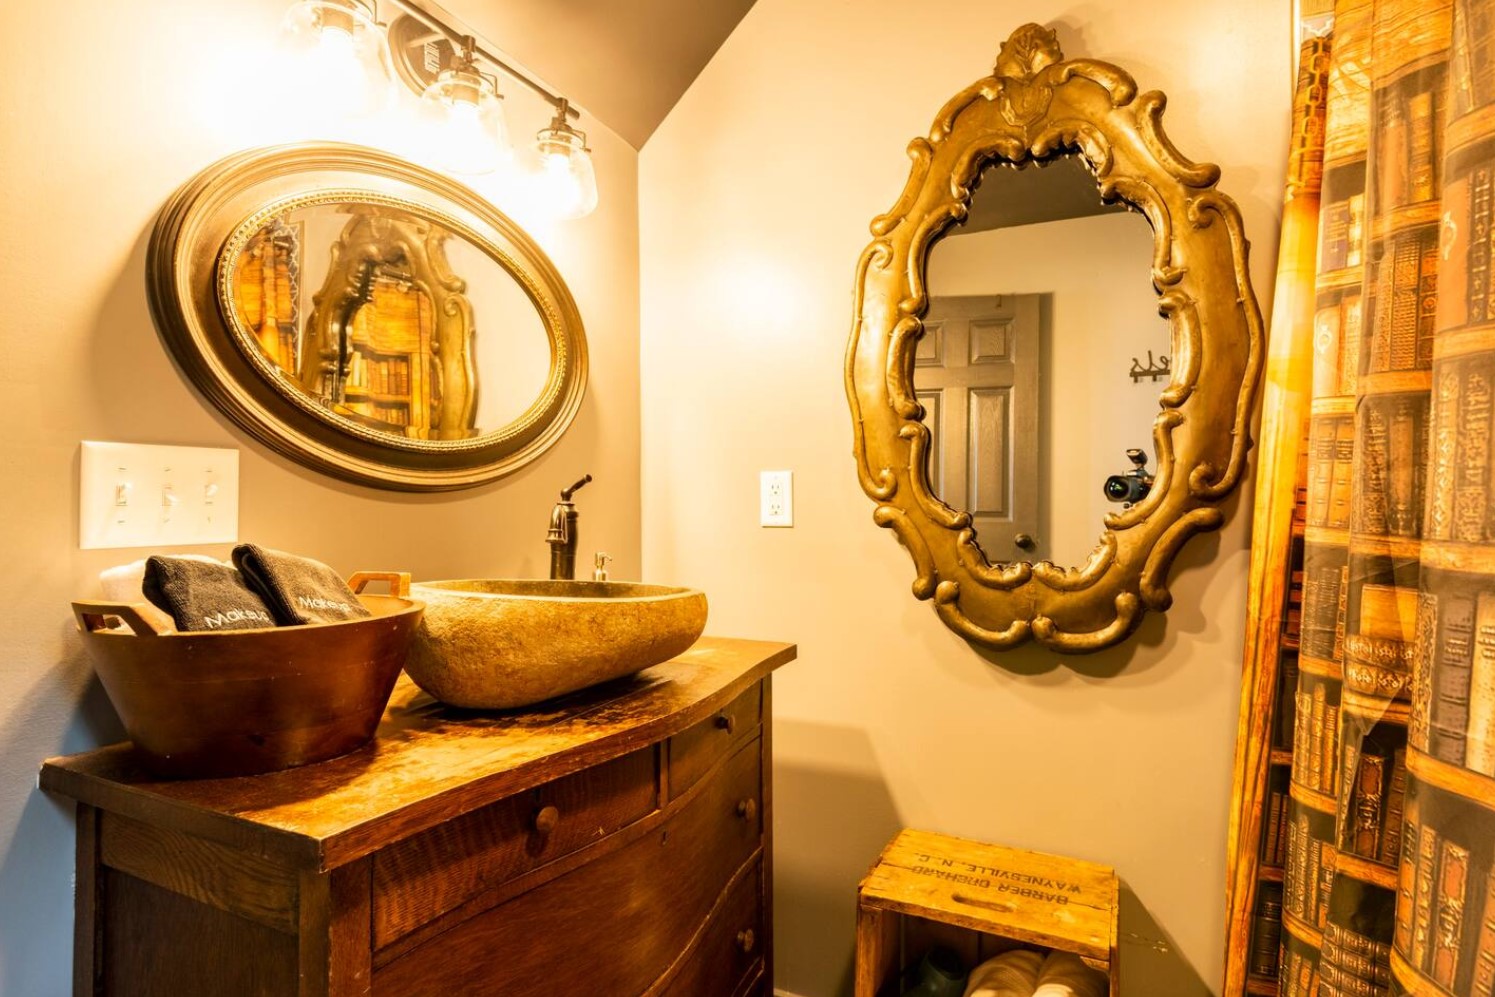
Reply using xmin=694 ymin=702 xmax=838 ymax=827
xmin=1103 ymin=448 xmax=1154 ymax=507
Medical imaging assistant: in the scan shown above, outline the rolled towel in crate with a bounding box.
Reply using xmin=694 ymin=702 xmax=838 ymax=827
xmin=1032 ymin=951 xmax=1107 ymax=997
xmin=233 ymin=543 xmax=372 ymax=626
xmin=964 ymin=950 xmax=1042 ymax=996
xmin=963 ymin=950 xmax=1105 ymax=997
xmin=142 ymin=555 xmax=275 ymax=631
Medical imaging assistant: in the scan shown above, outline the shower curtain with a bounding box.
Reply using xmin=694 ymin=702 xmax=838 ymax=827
xmin=1266 ymin=0 xmax=1495 ymax=994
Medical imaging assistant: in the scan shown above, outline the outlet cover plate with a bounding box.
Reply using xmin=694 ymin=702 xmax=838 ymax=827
xmin=80 ymin=441 xmax=240 ymax=550
xmin=760 ymin=470 xmax=793 ymax=528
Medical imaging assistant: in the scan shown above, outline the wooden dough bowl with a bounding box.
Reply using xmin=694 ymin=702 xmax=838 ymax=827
xmin=71 ymin=571 xmax=423 ymax=779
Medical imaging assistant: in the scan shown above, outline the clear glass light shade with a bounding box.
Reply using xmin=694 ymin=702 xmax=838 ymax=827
xmin=534 ymin=125 xmax=599 ymax=220
xmin=420 ymin=69 xmax=510 ymax=175
xmin=279 ymin=0 xmax=393 ymax=117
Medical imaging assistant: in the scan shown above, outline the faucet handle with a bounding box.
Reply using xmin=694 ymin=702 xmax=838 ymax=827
xmin=560 ymin=474 xmax=593 ymax=500
xmin=593 ymin=552 xmax=612 ymax=582
xmin=546 ymin=504 xmax=569 ymax=545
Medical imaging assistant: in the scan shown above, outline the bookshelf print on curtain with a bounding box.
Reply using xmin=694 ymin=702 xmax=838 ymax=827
xmin=1228 ymin=1 xmax=1495 ymax=996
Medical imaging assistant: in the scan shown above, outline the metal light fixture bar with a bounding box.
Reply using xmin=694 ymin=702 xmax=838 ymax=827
xmin=380 ymin=0 xmax=580 ymax=120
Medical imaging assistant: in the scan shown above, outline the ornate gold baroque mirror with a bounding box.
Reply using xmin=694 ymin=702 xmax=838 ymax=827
xmin=846 ymin=25 xmax=1264 ymax=652
xmin=148 ymin=143 xmax=587 ymax=490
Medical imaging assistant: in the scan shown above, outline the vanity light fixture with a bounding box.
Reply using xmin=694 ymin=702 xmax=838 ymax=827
xmin=278 ymin=0 xmax=601 ymax=216
xmin=279 ymin=0 xmax=394 ymax=116
xmin=418 ymin=35 xmax=510 ymax=175
xmin=534 ymin=100 xmax=599 ymax=220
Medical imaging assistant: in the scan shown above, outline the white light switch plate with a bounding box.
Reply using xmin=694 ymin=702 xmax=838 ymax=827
xmin=80 ymin=442 xmax=240 ymax=549
xmin=760 ymin=470 xmax=793 ymax=527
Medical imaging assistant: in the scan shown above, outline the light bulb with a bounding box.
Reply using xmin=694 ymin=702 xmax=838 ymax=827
xmin=537 ymin=151 xmax=582 ymax=217
xmin=533 ymin=115 xmax=598 ymax=220
xmin=420 ymin=67 xmax=510 ymax=175
xmin=280 ymin=1 xmax=393 ymax=119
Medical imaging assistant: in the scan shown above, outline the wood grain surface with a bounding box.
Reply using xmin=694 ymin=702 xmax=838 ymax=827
xmin=42 ymin=637 xmax=794 ymax=872
xmin=370 ymin=736 xmax=763 ymax=996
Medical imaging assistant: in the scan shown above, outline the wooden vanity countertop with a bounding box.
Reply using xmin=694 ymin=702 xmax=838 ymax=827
xmin=41 ymin=636 xmax=795 ymax=873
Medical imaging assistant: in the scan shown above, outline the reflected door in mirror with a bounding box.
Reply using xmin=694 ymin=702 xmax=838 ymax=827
xmin=918 ymin=154 xmax=1168 ymax=570
xmin=917 ymin=294 xmax=1039 ymax=558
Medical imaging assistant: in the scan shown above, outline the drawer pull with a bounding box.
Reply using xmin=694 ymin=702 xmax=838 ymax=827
xmin=533 ymin=804 xmax=560 ymax=835
xmin=736 ymin=928 xmax=756 ymax=954
xmin=715 ymin=713 xmax=737 ymax=735
xmin=736 ymin=798 xmax=758 ymax=822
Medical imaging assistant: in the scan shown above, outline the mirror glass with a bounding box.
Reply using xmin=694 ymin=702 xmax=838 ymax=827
xmin=224 ymin=201 xmax=551 ymax=441
xmin=918 ymin=154 xmax=1170 ymax=569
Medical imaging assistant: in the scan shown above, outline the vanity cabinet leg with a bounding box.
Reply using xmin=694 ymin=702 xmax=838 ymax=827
xmin=74 ymin=804 xmax=104 ymax=997
xmin=297 ymin=860 xmax=372 ymax=997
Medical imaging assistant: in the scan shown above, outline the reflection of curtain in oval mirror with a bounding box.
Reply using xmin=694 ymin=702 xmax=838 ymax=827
xmin=275 ymin=204 xmax=550 ymax=438
xmin=921 ymin=155 xmax=1168 ymax=569
xmin=443 ymin=237 xmax=552 ymax=432
xmin=233 ymin=221 xmax=301 ymax=377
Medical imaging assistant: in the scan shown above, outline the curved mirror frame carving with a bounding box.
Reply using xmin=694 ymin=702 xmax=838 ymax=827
xmin=148 ymin=143 xmax=588 ymax=491
xmin=846 ymin=25 xmax=1264 ymax=652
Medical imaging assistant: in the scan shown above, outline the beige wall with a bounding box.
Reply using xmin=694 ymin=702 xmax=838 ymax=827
xmin=0 ymin=2 xmax=640 ymax=991
xmin=638 ymin=2 xmax=1289 ymax=994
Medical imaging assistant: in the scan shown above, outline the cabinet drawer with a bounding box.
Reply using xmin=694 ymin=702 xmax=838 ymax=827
xmin=373 ymin=745 xmax=658 ymax=947
xmin=658 ymin=858 xmax=764 ymax=997
xmin=374 ymin=737 xmax=764 ymax=997
xmin=669 ymin=683 xmax=761 ymax=798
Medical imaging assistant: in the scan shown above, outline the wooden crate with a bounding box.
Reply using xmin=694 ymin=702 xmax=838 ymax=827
xmin=856 ymin=829 xmax=1119 ymax=996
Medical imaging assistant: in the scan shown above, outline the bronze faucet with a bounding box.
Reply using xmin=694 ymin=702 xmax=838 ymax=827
xmin=546 ymin=475 xmax=592 ymax=580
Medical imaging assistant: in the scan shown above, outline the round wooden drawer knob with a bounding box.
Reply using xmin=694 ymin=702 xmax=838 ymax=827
xmin=736 ymin=928 xmax=756 ymax=954
xmin=736 ymin=798 xmax=758 ymax=821
xmin=533 ymin=804 xmax=560 ymax=835
xmin=715 ymin=713 xmax=737 ymax=735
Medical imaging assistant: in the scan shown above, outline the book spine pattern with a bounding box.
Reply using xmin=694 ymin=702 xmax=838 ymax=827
xmin=1469 ymin=591 xmax=1495 ymax=775
xmin=1381 ymin=750 xmax=1408 ymax=865
xmin=1395 ymin=794 xmax=1420 ymax=956
xmin=1431 ymin=592 xmax=1477 ymax=765
xmin=1244 ymin=12 xmax=1495 ymax=997
xmin=1432 ymin=839 xmax=1470 ymax=989
xmin=1473 ymin=865 xmax=1495 ymax=997
xmin=1251 ymin=882 xmax=1285 ymax=978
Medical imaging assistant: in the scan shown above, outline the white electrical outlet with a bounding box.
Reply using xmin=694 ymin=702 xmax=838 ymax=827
xmin=760 ymin=470 xmax=793 ymax=527
xmin=80 ymin=442 xmax=240 ymax=549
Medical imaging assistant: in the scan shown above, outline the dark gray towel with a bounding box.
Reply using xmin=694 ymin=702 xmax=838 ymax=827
xmin=232 ymin=544 xmax=372 ymax=626
xmin=142 ymin=556 xmax=276 ymax=632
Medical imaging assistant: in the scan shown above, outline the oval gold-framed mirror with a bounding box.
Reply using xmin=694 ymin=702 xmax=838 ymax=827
xmin=148 ymin=143 xmax=587 ymax=491
xmin=846 ymin=24 xmax=1264 ymax=653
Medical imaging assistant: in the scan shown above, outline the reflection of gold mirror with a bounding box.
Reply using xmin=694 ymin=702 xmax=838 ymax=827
xmin=846 ymin=24 xmax=1264 ymax=653
xmin=149 ymin=143 xmax=586 ymax=490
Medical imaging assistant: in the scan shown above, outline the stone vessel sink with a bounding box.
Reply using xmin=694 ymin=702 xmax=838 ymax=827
xmin=404 ymin=579 xmax=708 ymax=709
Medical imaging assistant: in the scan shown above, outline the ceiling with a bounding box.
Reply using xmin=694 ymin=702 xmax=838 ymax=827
xmin=440 ymin=0 xmax=759 ymax=149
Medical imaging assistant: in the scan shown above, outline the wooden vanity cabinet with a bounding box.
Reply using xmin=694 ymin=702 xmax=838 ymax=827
xmin=41 ymin=637 xmax=795 ymax=997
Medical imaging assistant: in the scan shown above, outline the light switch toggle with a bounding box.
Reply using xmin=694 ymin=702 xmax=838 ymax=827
xmin=80 ymin=441 xmax=239 ymax=549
